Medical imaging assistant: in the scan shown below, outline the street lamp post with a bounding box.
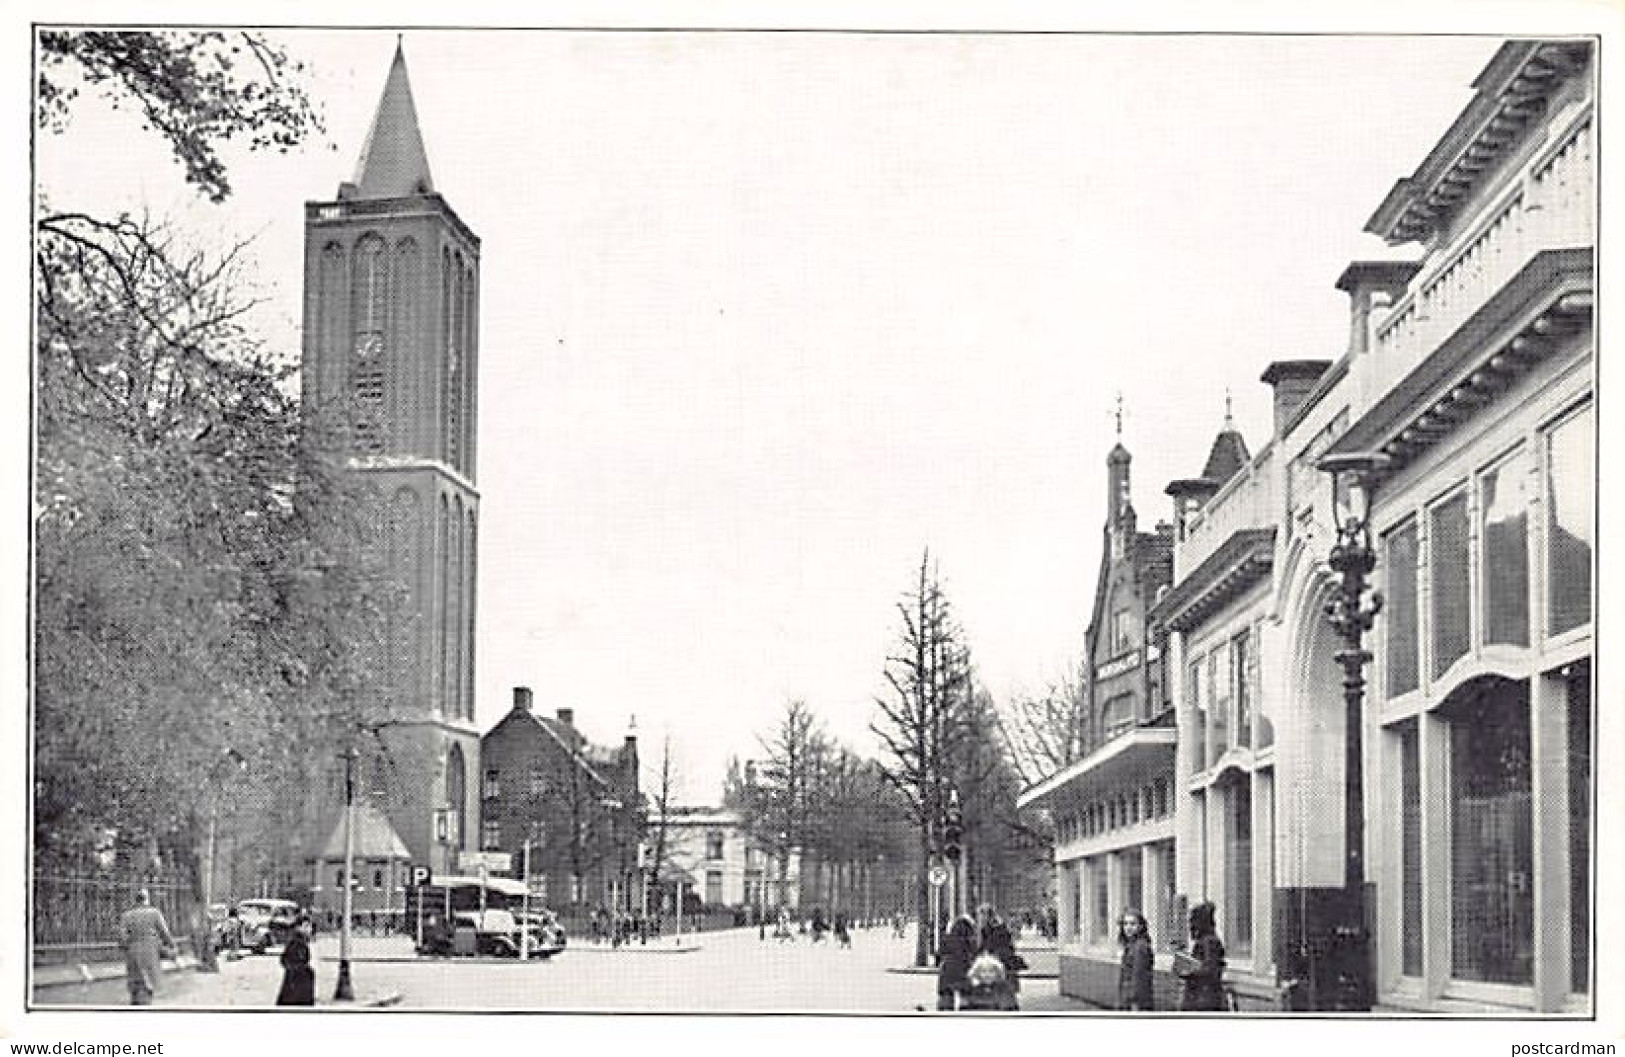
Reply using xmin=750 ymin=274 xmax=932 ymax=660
xmin=334 ymin=746 xmax=358 ymax=1002
xmin=1316 ymin=451 xmax=1388 ymax=1013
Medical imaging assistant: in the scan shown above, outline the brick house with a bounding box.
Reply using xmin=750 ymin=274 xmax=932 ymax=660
xmin=478 ymin=688 xmax=642 ymax=914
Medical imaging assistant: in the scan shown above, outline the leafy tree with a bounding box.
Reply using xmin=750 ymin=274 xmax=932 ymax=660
xmin=31 ymin=30 xmax=362 ymax=922
xmin=33 ymin=213 xmax=396 ymax=894
xmin=37 ymin=29 xmax=322 ymax=204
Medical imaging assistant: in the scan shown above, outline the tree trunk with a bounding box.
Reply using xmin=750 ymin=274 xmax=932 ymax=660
xmin=914 ymin=841 xmax=932 ymax=967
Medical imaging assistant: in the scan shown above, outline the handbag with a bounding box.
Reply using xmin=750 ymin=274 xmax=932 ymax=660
xmin=1172 ymin=949 xmax=1200 ymax=977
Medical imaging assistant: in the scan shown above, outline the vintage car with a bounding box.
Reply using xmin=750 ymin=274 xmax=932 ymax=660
xmin=512 ymin=910 xmax=567 ymax=958
xmin=418 ymin=909 xmax=565 ymax=958
xmin=235 ymin=898 xmax=302 ymax=954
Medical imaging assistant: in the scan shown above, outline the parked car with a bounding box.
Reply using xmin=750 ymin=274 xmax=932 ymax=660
xmin=513 ymin=910 xmax=567 ymax=958
xmin=421 ymin=909 xmax=561 ymax=959
xmin=236 ymin=898 xmax=302 ymax=954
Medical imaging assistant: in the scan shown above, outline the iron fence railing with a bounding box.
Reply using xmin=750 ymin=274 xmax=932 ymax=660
xmin=33 ymin=872 xmax=195 ymax=947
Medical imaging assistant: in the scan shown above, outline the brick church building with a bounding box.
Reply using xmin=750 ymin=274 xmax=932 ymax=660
xmin=299 ymin=42 xmax=482 ymax=880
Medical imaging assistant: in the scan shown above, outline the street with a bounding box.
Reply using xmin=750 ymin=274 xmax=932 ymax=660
xmin=34 ymin=925 xmax=1090 ymax=1013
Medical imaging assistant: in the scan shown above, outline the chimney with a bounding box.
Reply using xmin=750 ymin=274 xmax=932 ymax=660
xmin=512 ymin=686 xmax=533 ymax=712
xmin=555 ymin=707 xmax=574 ymax=727
xmin=1165 ymin=478 xmax=1219 ymax=542
xmin=1260 ymin=360 xmax=1332 ymax=439
xmin=1335 ymin=261 xmax=1421 ymax=356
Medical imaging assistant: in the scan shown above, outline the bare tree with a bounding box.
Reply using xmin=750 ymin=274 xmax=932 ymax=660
xmin=870 ymin=549 xmax=974 ymax=966
xmin=995 ymin=667 xmax=1089 ymax=788
xmin=642 ymin=735 xmax=680 ymax=907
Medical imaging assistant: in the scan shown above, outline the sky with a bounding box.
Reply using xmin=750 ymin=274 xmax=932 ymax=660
xmin=33 ymin=26 xmax=1502 ymax=802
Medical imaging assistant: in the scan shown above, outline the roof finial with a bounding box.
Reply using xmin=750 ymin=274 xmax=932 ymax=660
xmin=1223 ymin=388 xmax=1234 ymax=430
xmin=1114 ymin=391 xmax=1125 ymax=438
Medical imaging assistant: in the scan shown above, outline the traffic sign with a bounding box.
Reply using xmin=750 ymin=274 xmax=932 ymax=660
xmin=928 ymin=865 xmax=949 ymax=887
xmin=410 ymin=865 xmax=432 ymax=887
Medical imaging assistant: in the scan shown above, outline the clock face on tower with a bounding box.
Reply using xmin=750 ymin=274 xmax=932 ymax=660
xmin=354 ymin=331 xmax=384 ymax=360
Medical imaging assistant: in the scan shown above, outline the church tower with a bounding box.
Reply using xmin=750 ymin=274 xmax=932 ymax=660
xmin=300 ymin=41 xmax=480 ymax=875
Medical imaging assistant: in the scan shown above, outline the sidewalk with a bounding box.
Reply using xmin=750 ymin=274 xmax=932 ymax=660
xmin=32 ymin=938 xmax=403 ymax=1009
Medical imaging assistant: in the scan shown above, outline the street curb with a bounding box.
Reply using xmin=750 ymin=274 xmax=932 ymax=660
xmin=565 ymin=945 xmax=702 ymax=954
xmin=32 ymin=956 xmax=200 ymax=991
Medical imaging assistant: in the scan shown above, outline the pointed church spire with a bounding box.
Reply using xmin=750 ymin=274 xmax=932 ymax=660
xmin=349 ymin=39 xmax=435 ymax=199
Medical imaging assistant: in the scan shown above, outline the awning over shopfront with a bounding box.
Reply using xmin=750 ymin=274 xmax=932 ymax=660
xmin=1017 ymin=722 xmax=1176 ymax=814
xmin=1150 ymin=527 xmax=1275 ymax=635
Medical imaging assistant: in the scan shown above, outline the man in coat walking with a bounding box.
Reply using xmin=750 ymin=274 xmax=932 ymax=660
xmin=119 ymin=888 xmax=175 ymax=1006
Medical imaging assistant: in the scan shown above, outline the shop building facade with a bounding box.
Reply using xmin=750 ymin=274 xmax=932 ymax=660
xmin=1021 ymin=38 xmax=1593 ymax=1015
xmin=1017 ymin=438 xmax=1179 ymax=1008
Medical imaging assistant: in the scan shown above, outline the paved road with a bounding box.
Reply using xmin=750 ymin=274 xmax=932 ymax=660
xmin=34 ymin=926 xmax=1093 ymax=1014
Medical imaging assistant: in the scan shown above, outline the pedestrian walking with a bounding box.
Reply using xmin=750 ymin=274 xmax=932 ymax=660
xmin=833 ymin=911 xmax=851 ymax=948
xmin=223 ymin=905 xmax=243 ymax=961
xmin=975 ymin=904 xmax=1025 ymax=1010
xmin=275 ymin=912 xmax=316 ymax=1006
xmin=935 ymin=915 xmax=976 ymax=1011
xmin=1118 ymin=908 xmax=1155 ymax=1011
xmin=119 ymin=887 xmax=175 ymax=1006
xmin=1174 ymin=901 xmax=1227 ymax=1011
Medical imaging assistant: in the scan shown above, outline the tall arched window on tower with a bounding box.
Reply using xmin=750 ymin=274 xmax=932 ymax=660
xmin=446 ymin=743 xmax=467 ymax=852
xmin=446 ymin=254 xmax=464 ymax=470
xmin=392 ymin=237 xmax=419 ymax=449
xmin=437 ymin=493 xmax=450 ymax=715
xmin=350 ymin=233 xmax=388 ymax=453
xmin=387 ymin=487 xmax=420 ymax=700
xmin=449 ymin=496 xmax=464 ymax=721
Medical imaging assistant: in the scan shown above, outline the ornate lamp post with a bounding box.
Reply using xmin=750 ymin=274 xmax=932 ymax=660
xmin=1317 ymin=451 xmax=1388 ymax=1013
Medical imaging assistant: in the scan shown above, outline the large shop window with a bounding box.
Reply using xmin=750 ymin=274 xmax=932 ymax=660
xmin=1208 ymin=647 xmax=1230 ymax=764
xmin=1090 ymin=857 xmax=1110 ymax=943
xmin=1447 ymin=677 xmax=1532 ymax=987
xmin=1431 ymin=493 xmax=1471 ymax=678
xmin=1123 ymin=851 xmax=1144 ymax=923
xmin=1223 ymin=777 xmax=1252 ymax=958
xmin=1480 ymin=451 xmax=1530 ymax=648
xmin=1386 ymin=521 xmax=1421 ymax=696
xmin=1189 ymin=660 xmax=1210 ymax=769
xmin=1546 ymin=404 xmax=1593 ymax=637
xmin=1232 ymin=631 xmax=1252 ymax=749
xmin=1397 ymin=718 xmax=1423 ymax=977
xmin=1158 ymin=841 xmax=1178 ymax=951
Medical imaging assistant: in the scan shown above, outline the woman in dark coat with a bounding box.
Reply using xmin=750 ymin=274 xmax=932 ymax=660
xmin=935 ymin=915 xmax=977 ymax=1011
xmin=275 ymin=913 xmax=316 ymax=1006
xmin=976 ymin=904 xmax=1024 ymax=1010
xmin=1118 ymin=908 xmax=1155 ymax=1011
xmin=1176 ymin=901 xmax=1226 ymax=1011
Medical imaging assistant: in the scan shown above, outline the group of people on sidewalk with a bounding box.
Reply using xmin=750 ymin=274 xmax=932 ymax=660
xmin=1118 ymin=900 xmax=1230 ymax=1012
xmin=935 ymin=904 xmax=1028 ymax=1011
xmin=930 ymin=899 xmax=1229 ymax=1014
